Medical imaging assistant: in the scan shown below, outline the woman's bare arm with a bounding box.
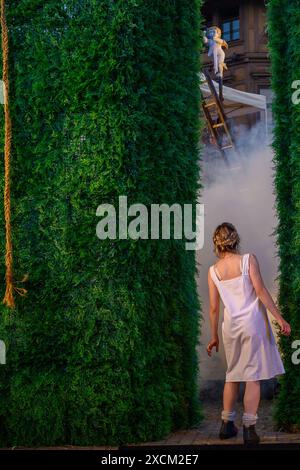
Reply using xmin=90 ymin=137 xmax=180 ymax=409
xmin=207 ymin=269 xmax=220 ymax=355
xmin=249 ymin=254 xmax=291 ymax=336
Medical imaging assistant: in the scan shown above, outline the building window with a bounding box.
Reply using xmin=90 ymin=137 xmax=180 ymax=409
xmin=222 ymin=18 xmax=240 ymax=42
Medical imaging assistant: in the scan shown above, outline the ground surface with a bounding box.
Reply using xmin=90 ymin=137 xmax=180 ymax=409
xmin=8 ymin=400 xmax=300 ymax=450
xmin=128 ymin=399 xmax=300 ymax=447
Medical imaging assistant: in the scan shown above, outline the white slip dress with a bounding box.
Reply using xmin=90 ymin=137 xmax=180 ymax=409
xmin=210 ymin=253 xmax=285 ymax=382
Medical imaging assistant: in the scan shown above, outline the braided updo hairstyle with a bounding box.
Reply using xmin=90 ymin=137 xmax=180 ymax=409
xmin=213 ymin=222 xmax=240 ymax=258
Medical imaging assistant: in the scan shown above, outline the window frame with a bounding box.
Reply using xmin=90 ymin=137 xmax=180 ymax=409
xmin=222 ymin=16 xmax=240 ymax=43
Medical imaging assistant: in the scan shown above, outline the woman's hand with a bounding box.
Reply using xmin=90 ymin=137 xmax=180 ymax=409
xmin=207 ymin=337 xmax=219 ymax=356
xmin=277 ymin=318 xmax=291 ymax=336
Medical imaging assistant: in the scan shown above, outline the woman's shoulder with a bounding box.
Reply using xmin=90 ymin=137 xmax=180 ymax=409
xmin=208 ymin=264 xmax=215 ymax=274
xmin=244 ymin=253 xmax=261 ymax=274
xmin=247 ymin=253 xmax=260 ymax=266
xmin=246 ymin=253 xmax=259 ymax=262
xmin=208 ymin=264 xmax=218 ymax=280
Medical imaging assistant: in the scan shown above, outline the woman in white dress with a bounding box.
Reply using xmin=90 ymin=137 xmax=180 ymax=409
xmin=207 ymin=222 xmax=291 ymax=446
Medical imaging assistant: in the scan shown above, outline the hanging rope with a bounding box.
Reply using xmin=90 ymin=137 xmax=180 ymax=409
xmin=1 ymin=0 xmax=27 ymax=308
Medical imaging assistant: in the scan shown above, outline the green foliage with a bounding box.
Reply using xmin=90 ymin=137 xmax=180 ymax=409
xmin=268 ymin=0 xmax=300 ymax=431
xmin=0 ymin=1 xmax=203 ymax=445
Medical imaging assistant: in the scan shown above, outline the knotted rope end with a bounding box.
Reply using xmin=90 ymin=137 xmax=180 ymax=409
xmin=3 ymin=282 xmax=15 ymax=308
xmin=2 ymin=274 xmax=29 ymax=309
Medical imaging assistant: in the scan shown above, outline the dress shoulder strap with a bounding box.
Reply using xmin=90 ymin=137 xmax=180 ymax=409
xmin=242 ymin=253 xmax=250 ymax=275
xmin=210 ymin=265 xmax=220 ymax=284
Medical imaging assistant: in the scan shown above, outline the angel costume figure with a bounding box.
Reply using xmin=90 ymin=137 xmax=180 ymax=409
xmin=204 ymin=26 xmax=228 ymax=79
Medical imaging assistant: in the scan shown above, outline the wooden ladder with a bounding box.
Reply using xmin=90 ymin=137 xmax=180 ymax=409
xmin=201 ymin=70 xmax=235 ymax=157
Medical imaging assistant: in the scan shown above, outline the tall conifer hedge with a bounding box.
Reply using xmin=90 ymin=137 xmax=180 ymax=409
xmin=268 ymin=0 xmax=300 ymax=430
xmin=0 ymin=1 xmax=203 ymax=445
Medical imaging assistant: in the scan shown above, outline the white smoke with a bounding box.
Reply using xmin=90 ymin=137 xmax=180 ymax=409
xmin=196 ymin=124 xmax=279 ymax=382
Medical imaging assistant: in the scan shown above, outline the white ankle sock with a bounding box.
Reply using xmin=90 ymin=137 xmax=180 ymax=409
xmin=242 ymin=413 xmax=258 ymax=427
xmin=221 ymin=410 xmax=236 ymax=422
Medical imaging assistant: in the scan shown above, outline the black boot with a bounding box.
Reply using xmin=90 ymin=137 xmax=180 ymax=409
xmin=243 ymin=425 xmax=260 ymax=447
xmin=219 ymin=420 xmax=238 ymax=440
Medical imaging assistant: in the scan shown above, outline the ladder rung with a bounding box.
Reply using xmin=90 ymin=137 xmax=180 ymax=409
xmin=204 ymin=102 xmax=216 ymax=108
xmin=213 ymin=123 xmax=224 ymax=128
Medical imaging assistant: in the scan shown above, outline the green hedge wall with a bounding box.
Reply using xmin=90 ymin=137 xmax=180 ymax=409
xmin=268 ymin=0 xmax=300 ymax=431
xmin=0 ymin=1 xmax=203 ymax=445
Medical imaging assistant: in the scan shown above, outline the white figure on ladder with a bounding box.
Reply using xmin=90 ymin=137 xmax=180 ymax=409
xmin=204 ymin=26 xmax=228 ymax=79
